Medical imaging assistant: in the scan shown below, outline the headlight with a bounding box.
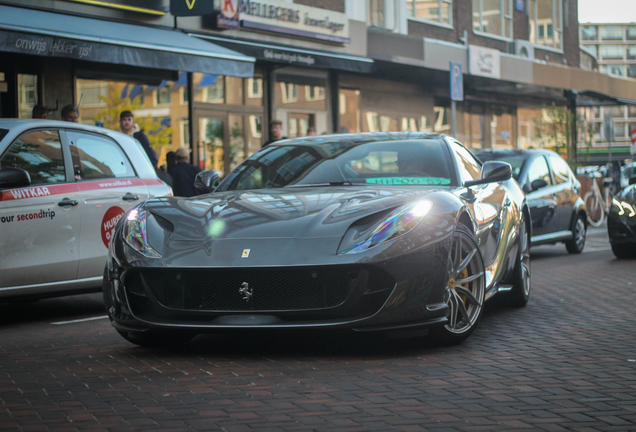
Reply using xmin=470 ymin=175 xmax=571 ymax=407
xmin=613 ymin=199 xmax=636 ymax=217
xmin=340 ymin=200 xmax=433 ymax=254
xmin=123 ymin=208 xmax=162 ymax=258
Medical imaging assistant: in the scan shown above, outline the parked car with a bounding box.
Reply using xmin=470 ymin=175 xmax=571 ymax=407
xmin=608 ymin=175 xmax=636 ymax=258
xmin=105 ymin=132 xmax=531 ymax=348
xmin=473 ymin=149 xmax=587 ymax=254
xmin=0 ymin=119 xmax=172 ymax=300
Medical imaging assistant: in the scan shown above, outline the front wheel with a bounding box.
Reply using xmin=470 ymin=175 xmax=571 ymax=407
xmin=506 ymin=215 xmax=530 ymax=307
xmin=430 ymin=224 xmax=486 ymax=346
xmin=584 ymin=192 xmax=604 ymax=227
xmin=565 ymin=215 xmax=586 ymax=254
xmin=611 ymin=243 xmax=636 ymax=259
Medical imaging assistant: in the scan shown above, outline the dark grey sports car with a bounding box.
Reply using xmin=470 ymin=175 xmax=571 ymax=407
xmin=608 ymin=176 xmax=636 ymax=258
xmin=104 ymin=133 xmax=531 ymax=347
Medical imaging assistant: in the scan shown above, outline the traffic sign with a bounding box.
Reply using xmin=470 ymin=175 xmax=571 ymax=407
xmin=450 ymin=61 xmax=463 ymax=102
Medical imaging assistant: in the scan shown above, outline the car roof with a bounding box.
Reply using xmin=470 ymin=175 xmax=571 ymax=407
xmin=268 ymin=132 xmax=449 ymax=147
xmin=473 ymin=148 xmax=556 ymax=156
xmin=0 ymin=119 xmax=133 ymax=142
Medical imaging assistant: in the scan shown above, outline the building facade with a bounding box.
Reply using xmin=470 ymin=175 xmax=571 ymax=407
xmin=2 ymin=0 xmax=636 ymax=172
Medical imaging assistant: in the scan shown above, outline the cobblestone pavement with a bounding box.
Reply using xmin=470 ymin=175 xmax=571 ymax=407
xmin=1 ymin=227 xmax=636 ymax=431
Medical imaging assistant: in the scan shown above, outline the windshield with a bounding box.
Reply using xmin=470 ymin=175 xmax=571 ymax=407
xmin=217 ymin=139 xmax=455 ymax=192
xmin=475 ymin=152 xmax=526 ymax=180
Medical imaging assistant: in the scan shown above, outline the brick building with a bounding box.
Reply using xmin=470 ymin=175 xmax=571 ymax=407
xmin=1 ymin=0 xmax=635 ymax=171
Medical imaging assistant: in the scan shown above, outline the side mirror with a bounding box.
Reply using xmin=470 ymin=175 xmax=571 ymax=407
xmin=465 ymin=161 xmax=512 ymax=188
xmin=0 ymin=167 xmax=31 ymax=189
xmin=531 ymin=179 xmax=548 ymax=191
xmin=194 ymin=170 xmax=220 ymax=192
xmin=629 ymin=176 xmax=636 ymax=186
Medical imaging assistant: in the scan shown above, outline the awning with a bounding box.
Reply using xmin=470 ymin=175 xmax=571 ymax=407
xmin=0 ymin=5 xmax=254 ymax=77
xmin=193 ymin=34 xmax=374 ymax=74
xmin=573 ymin=90 xmax=636 ymax=107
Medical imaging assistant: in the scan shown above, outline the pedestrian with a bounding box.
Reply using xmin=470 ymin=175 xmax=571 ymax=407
xmin=166 ymin=151 xmax=176 ymax=172
xmin=61 ymin=105 xmax=79 ymax=122
xmin=32 ymin=105 xmax=48 ymax=119
xmin=168 ymin=147 xmax=201 ymax=197
xmin=119 ymin=110 xmax=159 ymax=169
xmin=307 ymin=126 xmax=316 ymax=136
xmin=262 ymin=119 xmax=287 ymax=148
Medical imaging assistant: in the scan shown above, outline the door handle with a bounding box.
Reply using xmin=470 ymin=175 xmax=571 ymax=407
xmin=58 ymin=199 xmax=78 ymax=207
xmin=122 ymin=193 xmax=139 ymax=202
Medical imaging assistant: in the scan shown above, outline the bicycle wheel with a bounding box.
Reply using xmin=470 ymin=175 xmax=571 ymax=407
xmin=584 ymin=191 xmax=604 ymax=227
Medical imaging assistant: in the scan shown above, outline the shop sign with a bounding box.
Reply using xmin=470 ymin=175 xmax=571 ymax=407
xmin=171 ymin=0 xmax=217 ymax=16
xmin=468 ymin=45 xmax=501 ymax=79
xmin=217 ymin=0 xmax=240 ymax=29
xmin=239 ymin=0 xmax=350 ymax=44
xmin=1 ymin=31 xmax=101 ymax=61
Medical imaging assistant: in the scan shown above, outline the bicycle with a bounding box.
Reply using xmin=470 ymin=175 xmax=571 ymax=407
xmin=584 ymin=176 xmax=613 ymax=227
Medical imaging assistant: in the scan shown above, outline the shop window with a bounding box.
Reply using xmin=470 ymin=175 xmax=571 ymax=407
xmin=433 ymin=106 xmax=450 ymax=133
xmin=529 ymin=0 xmax=562 ymax=50
xmin=17 ymin=74 xmax=38 ymax=119
xmin=181 ymin=87 xmax=189 ymax=105
xmin=628 ymin=26 xmax=636 ymax=41
xmin=155 ymin=85 xmax=172 ymax=105
xmin=473 ymin=0 xmax=512 ymax=39
xmin=462 ymin=108 xmax=485 ymax=149
xmin=75 ymin=76 xmax=181 ymax=169
xmin=614 ymin=122 xmax=627 ymax=138
xmin=0 ymin=130 xmax=65 ymax=185
xmin=407 ymin=0 xmax=452 ymax=26
xmin=580 ymin=25 xmax=598 ymax=41
xmin=181 ymin=120 xmax=190 ymax=151
xmin=491 ymin=106 xmax=513 ymax=149
xmin=600 ymin=25 xmax=623 ymax=40
xmin=604 ymin=106 xmax=625 ymax=119
xmin=600 ymin=45 xmax=624 ymax=60
xmin=77 ymin=81 xmax=108 ymax=107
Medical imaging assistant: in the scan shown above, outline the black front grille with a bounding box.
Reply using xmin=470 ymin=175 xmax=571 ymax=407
xmin=138 ymin=267 xmax=366 ymax=312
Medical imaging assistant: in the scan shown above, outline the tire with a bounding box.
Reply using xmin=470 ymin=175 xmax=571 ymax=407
xmin=611 ymin=243 xmax=636 ymax=259
xmin=584 ymin=192 xmax=604 ymax=227
xmin=430 ymin=224 xmax=486 ymax=346
xmin=116 ymin=330 xmax=196 ymax=348
xmin=565 ymin=215 xmax=586 ymax=254
xmin=506 ymin=214 xmax=531 ymax=307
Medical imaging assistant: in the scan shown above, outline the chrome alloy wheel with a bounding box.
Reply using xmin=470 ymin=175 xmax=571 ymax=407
xmin=444 ymin=228 xmax=485 ymax=334
xmin=518 ymin=217 xmax=531 ymax=298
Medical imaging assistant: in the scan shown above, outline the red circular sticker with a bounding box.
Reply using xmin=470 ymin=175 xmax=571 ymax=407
xmin=101 ymin=206 xmax=126 ymax=248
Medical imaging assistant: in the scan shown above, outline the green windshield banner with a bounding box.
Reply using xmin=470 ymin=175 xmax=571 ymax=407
xmin=366 ymin=177 xmax=451 ymax=185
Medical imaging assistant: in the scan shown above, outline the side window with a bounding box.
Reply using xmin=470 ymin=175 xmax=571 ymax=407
xmin=549 ymin=154 xmax=570 ymax=185
xmin=0 ymin=130 xmax=65 ymax=185
xmin=67 ymin=131 xmax=135 ymax=180
xmin=450 ymin=141 xmax=482 ymax=182
xmin=527 ymin=156 xmax=552 ymax=187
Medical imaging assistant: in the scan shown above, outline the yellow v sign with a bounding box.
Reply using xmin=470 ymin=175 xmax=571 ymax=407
xmin=185 ymin=0 xmax=196 ymax=10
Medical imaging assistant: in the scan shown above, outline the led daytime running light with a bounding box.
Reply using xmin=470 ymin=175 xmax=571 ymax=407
xmin=613 ymin=199 xmax=636 ymax=217
xmin=123 ymin=209 xmax=162 ymax=258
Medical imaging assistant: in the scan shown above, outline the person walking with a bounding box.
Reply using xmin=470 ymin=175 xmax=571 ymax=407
xmin=262 ymin=119 xmax=287 ymax=148
xmin=119 ymin=110 xmax=159 ymax=169
xmin=32 ymin=105 xmax=48 ymax=119
xmin=169 ymin=147 xmax=201 ymax=197
xmin=61 ymin=105 xmax=79 ymax=122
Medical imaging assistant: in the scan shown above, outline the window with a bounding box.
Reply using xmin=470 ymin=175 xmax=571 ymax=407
xmin=600 ymin=45 xmax=624 ymax=60
xmin=369 ymin=0 xmax=396 ymax=29
xmin=407 ymin=0 xmax=452 ymax=26
xmin=628 ymin=65 xmax=636 ymax=79
xmin=549 ymin=154 xmax=569 ymax=185
xmin=305 ymin=86 xmax=326 ymax=101
xmin=529 ymin=0 xmax=562 ymax=50
xmin=17 ymin=74 xmax=38 ymax=119
xmin=526 ymin=156 xmax=552 ymax=188
xmin=627 ymin=26 xmax=636 ymax=40
xmin=67 ymin=131 xmax=135 ymax=180
xmin=580 ymin=25 xmax=598 ymax=41
xmin=77 ymin=81 xmax=108 ymax=107
xmin=473 ymin=0 xmax=512 ymax=39
xmin=247 ymin=78 xmax=263 ymax=99
xmin=585 ymin=45 xmax=598 ymax=58
xmin=155 ymin=85 xmax=172 ymax=105
xmin=0 ymin=130 xmax=65 ymax=185
xmin=603 ymin=106 xmax=624 ymax=119
xmin=602 ymin=65 xmax=625 ymax=76
xmin=181 ymin=86 xmax=189 ymax=105
xmin=600 ymin=25 xmax=623 ymax=40
xmin=281 ymin=83 xmax=298 ymax=103
xmin=181 ymin=120 xmax=190 ymax=150
xmin=451 ymin=141 xmax=482 ymax=182
xmin=627 ymin=47 xmax=636 ymax=60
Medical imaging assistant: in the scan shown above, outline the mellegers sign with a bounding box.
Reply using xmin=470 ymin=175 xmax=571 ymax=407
xmin=239 ymin=0 xmax=349 ymax=43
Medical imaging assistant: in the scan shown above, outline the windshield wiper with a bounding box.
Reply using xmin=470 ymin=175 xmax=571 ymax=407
xmin=285 ymin=181 xmax=366 ymax=188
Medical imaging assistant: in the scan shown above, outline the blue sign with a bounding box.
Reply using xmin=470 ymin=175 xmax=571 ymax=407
xmin=515 ymin=0 xmax=524 ymax=12
xmin=450 ymin=61 xmax=463 ymax=101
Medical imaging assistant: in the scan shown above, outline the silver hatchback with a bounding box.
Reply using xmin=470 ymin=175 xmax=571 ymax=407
xmin=0 ymin=120 xmax=172 ymax=300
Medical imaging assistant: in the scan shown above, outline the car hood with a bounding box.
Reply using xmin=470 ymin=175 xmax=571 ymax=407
xmin=143 ymin=186 xmax=445 ymax=242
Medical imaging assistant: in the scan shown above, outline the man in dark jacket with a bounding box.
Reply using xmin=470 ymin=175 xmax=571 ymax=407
xmin=119 ymin=110 xmax=159 ymax=168
xmin=169 ymin=147 xmax=201 ymax=197
xmin=262 ymin=119 xmax=287 ymax=148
